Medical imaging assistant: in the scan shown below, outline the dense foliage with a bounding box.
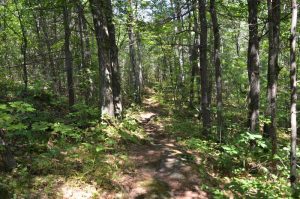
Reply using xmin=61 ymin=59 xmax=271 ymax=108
xmin=0 ymin=0 xmax=299 ymax=198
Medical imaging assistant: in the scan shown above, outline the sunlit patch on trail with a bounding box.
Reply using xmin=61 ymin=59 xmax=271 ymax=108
xmin=60 ymin=180 xmax=98 ymax=199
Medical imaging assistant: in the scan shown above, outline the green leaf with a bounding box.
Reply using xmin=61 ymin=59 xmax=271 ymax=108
xmin=32 ymin=121 xmax=50 ymax=132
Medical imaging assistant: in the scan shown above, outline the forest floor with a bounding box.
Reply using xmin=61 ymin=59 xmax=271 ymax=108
xmin=112 ymin=92 xmax=210 ymax=198
xmin=2 ymin=89 xmax=291 ymax=198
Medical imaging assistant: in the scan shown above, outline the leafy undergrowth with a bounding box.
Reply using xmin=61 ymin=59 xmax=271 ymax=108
xmin=153 ymin=90 xmax=300 ymax=199
xmin=0 ymin=89 xmax=148 ymax=198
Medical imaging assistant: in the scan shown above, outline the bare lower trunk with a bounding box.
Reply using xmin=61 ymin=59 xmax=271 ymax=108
xmin=77 ymin=1 xmax=93 ymax=103
xmin=265 ymin=0 xmax=280 ymax=157
xmin=290 ymin=0 xmax=298 ymax=189
xmin=89 ymin=0 xmax=115 ymax=117
xmin=210 ymin=0 xmax=223 ymax=140
xmin=189 ymin=0 xmax=200 ymax=108
xmin=127 ymin=0 xmax=141 ymax=104
xmin=14 ymin=0 xmax=28 ymax=93
xmin=63 ymin=2 xmax=75 ymax=107
xmin=109 ymin=19 xmax=123 ymax=117
xmin=247 ymin=0 xmax=260 ymax=132
xmin=199 ymin=0 xmax=210 ymax=135
xmin=136 ymin=32 xmax=144 ymax=89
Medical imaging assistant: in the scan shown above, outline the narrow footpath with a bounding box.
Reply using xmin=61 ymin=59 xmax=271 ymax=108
xmin=117 ymin=94 xmax=209 ymax=199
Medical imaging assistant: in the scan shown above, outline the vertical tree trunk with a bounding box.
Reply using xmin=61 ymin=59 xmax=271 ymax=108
xmin=108 ymin=5 xmax=123 ymax=117
xmin=77 ymin=1 xmax=93 ymax=103
xmin=247 ymin=0 xmax=260 ymax=132
xmin=89 ymin=0 xmax=120 ymax=117
xmin=290 ymin=0 xmax=298 ymax=189
xmin=176 ymin=0 xmax=184 ymax=87
xmin=63 ymin=1 xmax=75 ymax=107
xmin=136 ymin=32 xmax=144 ymax=89
xmin=210 ymin=0 xmax=223 ymax=140
xmin=236 ymin=23 xmax=241 ymax=56
xmin=39 ymin=9 xmax=57 ymax=93
xmin=53 ymin=14 xmax=63 ymax=94
xmin=127 ymin=0 xmax=142 ymax=104
xmin=32 ymin=9 xmax=48 ymax=81
xmin=14 ymin=0 xmax=28 ymax=93
xmin=265 ymin=0 xmax=280 ymax=156
xmin=199 ymin=0 xmax=210 ymax=135
xmin=189 ymin=0 xmax=199 ymax=108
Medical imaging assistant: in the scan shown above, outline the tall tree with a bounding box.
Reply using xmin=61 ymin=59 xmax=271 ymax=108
xmin=89 ymin=0 xmax=114 ymax=116
xmin=77 ymin=0 xmax=93 ymax=103
xmin=108 ymin=1 xmax=123 ymax=117
xmin=63 ymin=1 xmax=75 ymax=107
xmin=209 ymin=0 xmax=223 ymax=139
xmin=199 ymin=0 xmax=210 ymax=135
xmin=38 ymin=7 xmax=57 ymax=93
xmin=290 ymin=0 xmax=298 ymax=189
xmin=14 ymin=0 xmax=28 ymax=93
xmin=127 ymin=0 xmax=142 ymax=104
xmin=189 ymin=0 xmax=200 ymax=108
xmin=89 ymin=0 xmax=122 ymax=117
xmin=265 ymin=0 xmax=280 ymax=156
xmin=247 ymin=0 xmax=260 ymax=132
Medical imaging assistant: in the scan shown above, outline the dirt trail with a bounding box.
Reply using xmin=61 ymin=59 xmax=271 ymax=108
xmin=118 ymin=96 xmax=209 ymax=199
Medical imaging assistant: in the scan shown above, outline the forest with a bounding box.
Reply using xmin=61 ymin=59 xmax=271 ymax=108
xmin=0 ymin=0 xmax=299 ymax=198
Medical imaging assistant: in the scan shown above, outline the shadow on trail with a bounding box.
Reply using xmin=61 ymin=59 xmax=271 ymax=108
xmin=121 ymin=95 xmax=216 ymax=199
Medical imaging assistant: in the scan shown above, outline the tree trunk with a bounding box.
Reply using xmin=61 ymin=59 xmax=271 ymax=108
xmin=63 ymin=1 xmax=75 ymax=107
xmin=265 ymin=0 xmax=280 ymax=156
xmin=136 ymin=32 xmax=144 ymax=89
xmin=77 ymin=1 xmax=93 ymax=104
xmin=127 ymin=0 xmax=142 ymax=104
xmin=199 ymin=0 xmax=210 ymax=135
xmin=14 ymin=0 xmax=28 ymax=93
xmin=89 ymin=0 xmax=120 ymax=117
xmin=290 ymin=0 xmax=298 ymax=189
xmin=32 ymin=9 xmax=48 ymax=81
xmin=189 ymin=0 xmax=199 ymax=108
xmin=108 ymin=6 xmax=123 ymax=117
xmin=247 ymin=0 xmax=260 ymax=132
xmin=210 ymin=0 xmax=223 ymax=140
xmin=39 ymin=9 xmax=57 ymax=93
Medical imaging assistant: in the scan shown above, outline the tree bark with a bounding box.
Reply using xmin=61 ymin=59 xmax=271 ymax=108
xmin=189 ymin=0 xmax=199 ymax=108
xmin=108 ymin=4 xmax=123 ymax=117
xmin=77 ymin=1 xmax=93 ymax=104
xmin=136 ymin=31 xmax=144 ymax=89
xmin=14 ymin=0 xmax=28 ymax=93
xmin=210 ymin=0 xmax=223 ymax=140
xmin=265 ymin=0 xmax=280 ymax=157
xmin=89 ymin=0 xmax=121 ymax=117
xmin=199 ymin=0 xmax=210 ymax=135
xmin=63 ymin=1 xmax=75 ymax=107
xmin=39 ymin=9 xmax=58 ymax=93
xmin=247 ymin=0 xmax=260 ymax=132
xmin=290 ymin=0 xmax=298 ymax=189
xmin=127 ymin=0 xmax=142 ymax=104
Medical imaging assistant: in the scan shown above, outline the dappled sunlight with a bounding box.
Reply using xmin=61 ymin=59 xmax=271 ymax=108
xmin=60 ymin=180 xmax=98 ymax=199
xmin=113 ymin=95 xmax=210 ymax=198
